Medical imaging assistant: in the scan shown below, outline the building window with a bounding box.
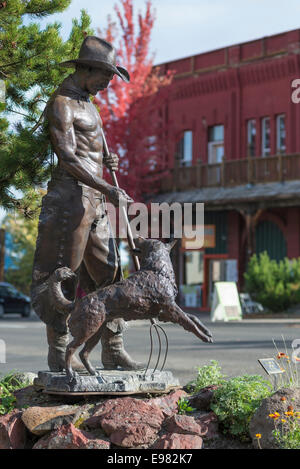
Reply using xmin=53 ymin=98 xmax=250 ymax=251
xmin=276 ymin=114 xmax=286 ymax=154
xmin=208 ymin=125 xmax=224 ymax=164
xmin=183 ymin=250 xmax=204 ymax=285
xmin=180 ymin=250 xmax=204 ymax=307
xmin=261 ymin=117 xmax=271 ymax=157
xmin=247 ymin=119 xmax=256 ymax=157
xmin=176 ymin=130 xmax=193 ymax=166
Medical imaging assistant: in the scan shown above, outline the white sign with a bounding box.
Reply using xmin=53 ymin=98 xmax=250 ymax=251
xmin=211 ymin=282 xmax=242 ymax=322
xmin=0 ymin=339 xmax=6 ymax=363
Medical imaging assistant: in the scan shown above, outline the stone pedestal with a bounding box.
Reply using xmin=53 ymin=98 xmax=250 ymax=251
xmin=34 ymin=368 xmax=180 ymax=396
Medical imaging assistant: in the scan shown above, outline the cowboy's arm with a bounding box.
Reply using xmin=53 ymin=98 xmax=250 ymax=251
xmin=47 ymin=96 xmax=113 ymax=196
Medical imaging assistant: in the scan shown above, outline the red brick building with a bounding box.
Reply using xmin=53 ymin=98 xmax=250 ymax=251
xmin=150 ymin=28 xmax=300 ymax=311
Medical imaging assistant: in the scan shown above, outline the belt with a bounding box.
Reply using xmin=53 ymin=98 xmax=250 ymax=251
xmin=49 ymin=166 xmax=105 ymax=201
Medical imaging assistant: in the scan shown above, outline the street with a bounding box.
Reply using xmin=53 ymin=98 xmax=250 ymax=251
xmin=1 ymin=314 xmax=300 ymax=387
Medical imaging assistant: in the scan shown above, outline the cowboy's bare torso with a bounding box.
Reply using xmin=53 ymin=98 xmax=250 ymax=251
xmin=70 ymin=98 xmax=104 ymax=176
xmin=47 ymin=91 xmax=105 ymax=188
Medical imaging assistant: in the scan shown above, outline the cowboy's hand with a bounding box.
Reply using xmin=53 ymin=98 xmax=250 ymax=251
xmin=108 ymin=186 xmax=134 ymax=207
xmin=104 ymin=152 xmax=119 ymax=172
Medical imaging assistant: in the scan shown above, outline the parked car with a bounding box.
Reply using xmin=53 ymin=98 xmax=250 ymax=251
xmin=0 ymin=282 xmax=31 ymax=318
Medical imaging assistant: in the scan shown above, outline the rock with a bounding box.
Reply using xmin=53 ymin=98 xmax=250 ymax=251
xmin=187 ymin=385 xmax=218 ymax=411
xmin=152 ymin=433 xmax=203 ymax=449
xmin=13 ymin=385 xmax=66 ymax=410
xmin=21 ymin=405 xmax=80 ymax=436
xmin=85 ymin=397 xmax=164 ymax=448
xmin=33 ymin=423 xmax=110 ymax=449
xmin=164 ymin=414 xmax=202 ymax=435
xmin=149 ymin=389 xmax=188 ymax=417
xmin=34 ymin=369 xmax=180 ymax=394
xmin=203 ymin=433 xmax=253 ymax=450
xmin=0 ymin=409 xmax=26 ymax=449
xmin=249 ymin=387 xmax=300 ymax=449
xmin=10 ymin=372 xmax=37 ymax=387
xmin=195 ymin=412 xmax=219 ymax=439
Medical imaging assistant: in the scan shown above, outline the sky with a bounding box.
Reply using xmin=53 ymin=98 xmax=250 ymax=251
xmin=36 ymin=0 xmax=300 ymax=65
xmin=2 ymin=0 xmax=300 ymax=222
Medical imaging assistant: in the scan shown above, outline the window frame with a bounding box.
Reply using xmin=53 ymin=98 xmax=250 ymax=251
xmin=261 ymin=116 xmax=271 ymax=157
xmin=247 ymin=119 xmax=256 ymax=157
xmin=178 ymin=130 xmax=193 ymax=167
xmin=276 ymin=114 xmax=286 ymax=154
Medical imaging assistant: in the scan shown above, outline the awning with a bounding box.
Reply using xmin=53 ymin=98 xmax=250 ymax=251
xmin=147 ymin=180 xmax=300 ymax=209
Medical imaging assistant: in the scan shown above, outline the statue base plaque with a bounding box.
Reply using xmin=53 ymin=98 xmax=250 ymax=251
xmin=34 ymin=368 xmax=181 ymax=396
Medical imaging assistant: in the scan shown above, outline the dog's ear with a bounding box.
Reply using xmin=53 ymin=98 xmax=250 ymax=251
xmin=166 ymin=239 xmax=178 ymax=250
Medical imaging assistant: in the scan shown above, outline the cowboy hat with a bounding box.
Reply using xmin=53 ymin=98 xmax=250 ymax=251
xmin=59 ymin=36 xmax=130 ymax=83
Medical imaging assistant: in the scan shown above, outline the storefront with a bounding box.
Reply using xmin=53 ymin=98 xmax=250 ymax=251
xmin=178 ymin=211 xmax=238 ymax=310
xmin=167 ymin=202 xmax=300 ymax=312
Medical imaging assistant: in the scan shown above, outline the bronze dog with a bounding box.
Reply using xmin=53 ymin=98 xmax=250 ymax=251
xmin=49 ymin=237 xmax=213 ymax=381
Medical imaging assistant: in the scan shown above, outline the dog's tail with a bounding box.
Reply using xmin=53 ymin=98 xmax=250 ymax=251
xmin=48 ymin=267 xmax=76 ymax=314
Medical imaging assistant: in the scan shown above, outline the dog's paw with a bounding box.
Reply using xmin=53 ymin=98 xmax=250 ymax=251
xmin=66 ymin=370 xmax=78 ymax=384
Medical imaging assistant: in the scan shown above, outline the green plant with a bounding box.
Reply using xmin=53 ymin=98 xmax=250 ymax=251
xmin=244 ymin=252 xmax=300 ymax=312
xmin=272 ymin=410 xmax=300 ymax=449
xmin=211 ymin=375 xmax=273 ymax=441
xmin=272 ymin=336 xmax=300 ymax=389
xmin=186 ymin=360 xmax=226 ymax=393
xmin=177 ymin=397 xmax=196 ymax=415
xmin=0 ymin=372 xmax=30 ymax=414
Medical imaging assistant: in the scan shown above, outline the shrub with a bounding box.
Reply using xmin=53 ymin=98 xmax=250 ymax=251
xmin=244 ymin=252 xmax=300 ymax=312
xmin=186 ymin=360 xmax=226 ymax=393
xmin=211 ymin=375 xmax=273 ymax=440
xmin=0 ymin=372 xmax=30 ymax=414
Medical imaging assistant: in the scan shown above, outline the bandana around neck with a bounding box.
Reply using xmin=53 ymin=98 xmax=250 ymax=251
xmin=58 ymin=75 xmax=90 ymax=103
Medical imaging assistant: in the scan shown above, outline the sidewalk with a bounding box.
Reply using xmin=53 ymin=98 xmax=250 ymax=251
xmin=206 ymin=313 xmax=300 ymax=324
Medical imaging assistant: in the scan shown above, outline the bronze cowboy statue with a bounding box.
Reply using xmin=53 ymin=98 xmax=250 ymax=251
xmin=31 ymin=36 xmax=140 ymax=372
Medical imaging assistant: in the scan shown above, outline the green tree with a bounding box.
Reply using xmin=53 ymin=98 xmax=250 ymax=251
xmin=2 ymin=190 xmax=44 ymax=294
xmin=0 ymin=0 xmax=93 ymax=216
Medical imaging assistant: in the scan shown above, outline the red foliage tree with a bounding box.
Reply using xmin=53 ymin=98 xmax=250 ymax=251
xmin=94 ymin=0 xmax=173 ymax=201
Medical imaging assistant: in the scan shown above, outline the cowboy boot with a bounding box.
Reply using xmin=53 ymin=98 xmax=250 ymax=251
xmin=101 ymin=319 xmax=143 ymax=370
xmin=46 ymin=325 xmax=84 ymax=372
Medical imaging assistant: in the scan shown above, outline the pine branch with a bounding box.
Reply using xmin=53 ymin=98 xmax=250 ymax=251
xmin=0 ymin=51 xmax=46 ymax=70
xmin=5 ymin=108 xmax=34 ymax=121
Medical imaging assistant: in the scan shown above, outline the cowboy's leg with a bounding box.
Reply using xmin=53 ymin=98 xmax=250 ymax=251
xmin=82 ymin=198 xmax=141 ymax=370
xmin=31 ymin=171 xmax=95 ymax=371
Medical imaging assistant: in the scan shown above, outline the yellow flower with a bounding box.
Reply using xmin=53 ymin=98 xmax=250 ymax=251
xmin=281 ymin=419 xmax=286 ymax=423
xmin=255 ymin=433 xmax=262 ymax=439
xmin=284 ymin=411 xmax=294 ymax=417
xmin=269 ymin=412 xmax=280 ymax=419
xmin=277 ymin=352 xmax=288 ymax=359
